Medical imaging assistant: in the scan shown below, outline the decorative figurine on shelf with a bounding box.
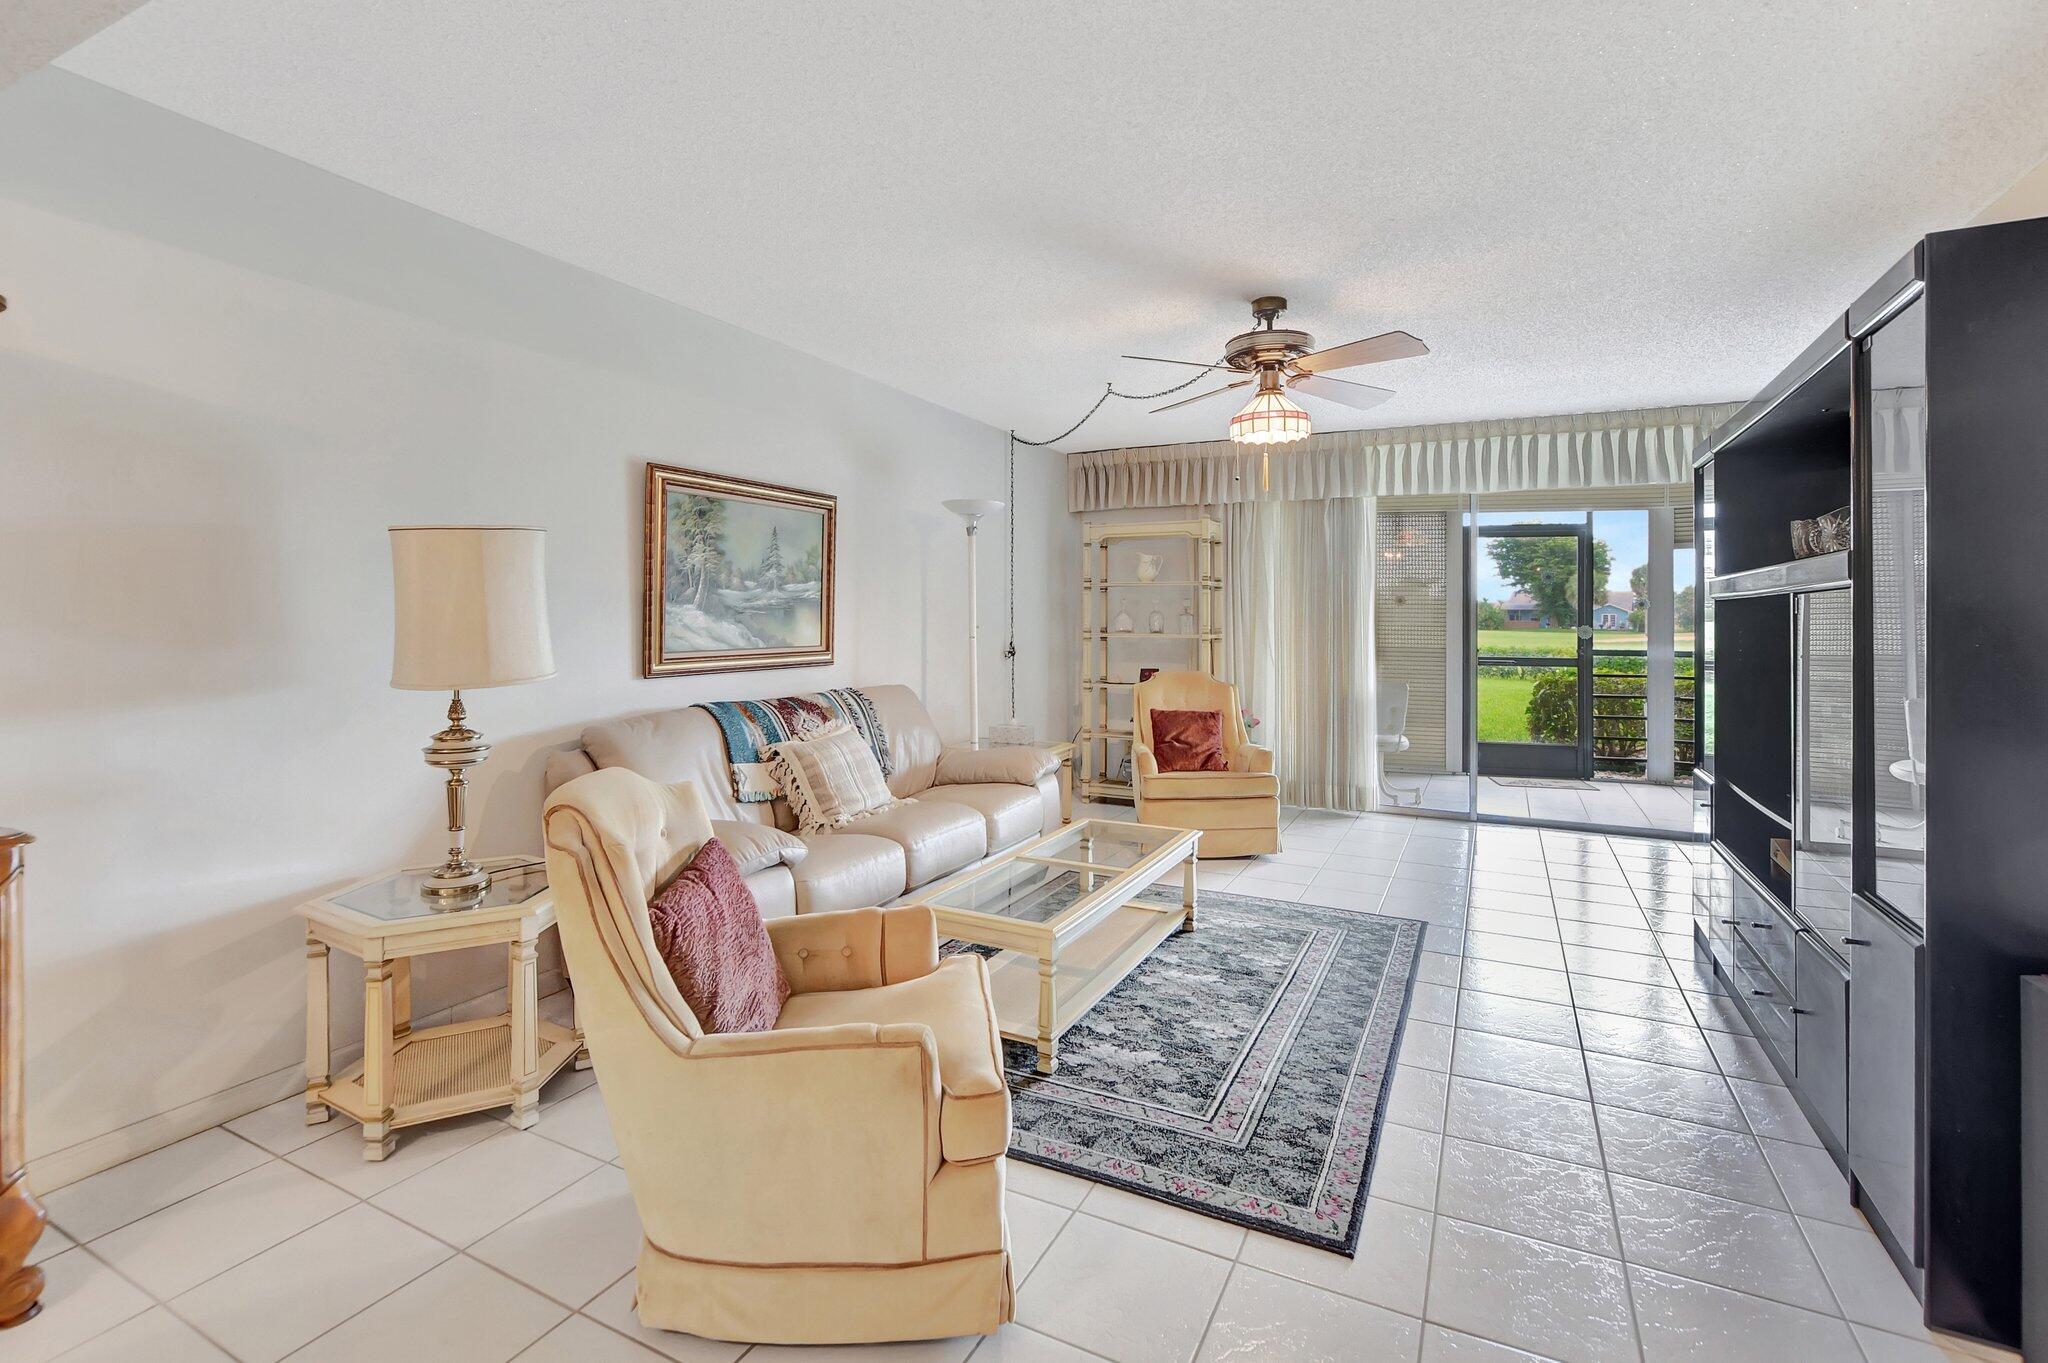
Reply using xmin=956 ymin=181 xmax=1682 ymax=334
xmin=1111 ymin=608 xmax=1134 ymax=633
xmin=1135 ymin=552 xmax=1163 ymax=583
xmin=1241 ymin=708 xmax=1262 ymax=736
xmin=1147 ymin=608 xmax=1165 ymax=634
xmin=1177 ymin=600 xmax=1196 ymax=634
xmin=1791 ymin=506 xmax=1852 ymax=558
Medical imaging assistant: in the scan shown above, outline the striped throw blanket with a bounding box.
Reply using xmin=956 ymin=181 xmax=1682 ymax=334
xmin=694 ymin=688 xmax=892 ymax=804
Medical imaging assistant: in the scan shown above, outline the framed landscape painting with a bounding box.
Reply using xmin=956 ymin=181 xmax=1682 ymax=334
xmin=643 ymin=463 xmax=836 ymax=677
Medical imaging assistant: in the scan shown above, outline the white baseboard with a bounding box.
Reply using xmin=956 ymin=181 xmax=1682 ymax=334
xmin=28 ymin=974 xmax=576 ymax=1193
xmin=28 ymin=1061 xmax=303 ymax=1192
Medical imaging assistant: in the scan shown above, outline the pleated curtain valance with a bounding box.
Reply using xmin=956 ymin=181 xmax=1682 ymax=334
xmin=1065 ymin=403 xmax=1742 ymax=512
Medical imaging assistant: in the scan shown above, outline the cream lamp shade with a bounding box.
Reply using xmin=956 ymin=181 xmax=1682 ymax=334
xmin=389 ymin=526 xmax=556 ymax=690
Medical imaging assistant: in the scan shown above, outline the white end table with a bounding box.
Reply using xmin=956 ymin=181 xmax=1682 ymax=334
xmin=299 ymin=856 xmax=585 ymax=1160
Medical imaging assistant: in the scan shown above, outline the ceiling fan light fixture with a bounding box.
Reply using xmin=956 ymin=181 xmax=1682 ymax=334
xmin=1228 ymin=386 xmax=1311 ymax=447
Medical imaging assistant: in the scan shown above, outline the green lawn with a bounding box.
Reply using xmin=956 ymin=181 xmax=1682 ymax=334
xmin=1477 ymin=627 xmax=1695 ymax=657
xmin=1476 ymin=673 xmax=1540 ymax=742
xmin=1474 ymin=629 xmax=1699 ymax=745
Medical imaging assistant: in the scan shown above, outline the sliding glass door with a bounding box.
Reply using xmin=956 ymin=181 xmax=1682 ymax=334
xmin=1473 ymin=523 xmax=1594 ymax=780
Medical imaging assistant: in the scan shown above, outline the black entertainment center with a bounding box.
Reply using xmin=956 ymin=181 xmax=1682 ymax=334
xmin=1693 ymin=214 xmax=2048 ymax=1350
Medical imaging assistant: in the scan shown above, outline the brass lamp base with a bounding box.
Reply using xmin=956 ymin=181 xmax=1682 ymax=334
xmin=420 ymin=690 xmax=492 ymax=900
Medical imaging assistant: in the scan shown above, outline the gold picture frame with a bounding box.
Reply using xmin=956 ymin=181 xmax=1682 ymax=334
xmin=643 ymin=463 xmax=837 ymax=677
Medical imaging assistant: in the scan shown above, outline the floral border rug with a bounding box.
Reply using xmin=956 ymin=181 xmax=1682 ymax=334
xmin=952 ymin=884 xmax=1421 ymax=1255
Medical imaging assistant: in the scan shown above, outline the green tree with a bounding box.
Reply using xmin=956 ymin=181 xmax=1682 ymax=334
xmin=1476 ymin=600 xmax=1506 ymax=630
xmin=1628 ymin=564 xmax=1648 ymax=632
xmin=758 ymin=526 xmax=785 ymax=588
xmin=1676 ymin=584 xmax=1696 ymax=632
xmin=1486 ymin=537 xmax=1611 ymax=627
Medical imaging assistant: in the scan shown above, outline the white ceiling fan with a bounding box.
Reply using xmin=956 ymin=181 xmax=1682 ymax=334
xmin=1124 ymin=296 xmax=1429 ymax=452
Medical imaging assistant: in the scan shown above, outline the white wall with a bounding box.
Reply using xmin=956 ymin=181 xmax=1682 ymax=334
xmin=1971 ymin=151 xmax=2048 ymax=225
xmin=0 ymin=70 xmax=1071 ymax=1176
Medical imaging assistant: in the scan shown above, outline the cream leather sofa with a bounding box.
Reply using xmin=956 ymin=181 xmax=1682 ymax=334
xmin=1132 ymin=670 xmax=1281 ymax=858
xmin=542 ymin=769 xmax=1013 ymax=1343
xmin=544 ymin=685 xmax=1059 ymax=917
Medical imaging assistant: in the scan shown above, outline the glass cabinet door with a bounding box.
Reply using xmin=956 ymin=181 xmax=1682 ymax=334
xmin=1794 ymin=589 xmax=1855 ymax=944
xmin=1697 ymin=459 xmax=1716 ymax=779
xmin=1858 ymin=297 xmax=1927 ymax=927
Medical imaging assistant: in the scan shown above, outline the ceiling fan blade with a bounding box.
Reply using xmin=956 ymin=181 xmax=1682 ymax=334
xmin=1123 ymin=354 xmax=1235 ymax=372
xmin=1294 ymin=330 xmax=1429 ymax=374
xmin=1287 ymin=372 xmax=1396 ymax=412
xmin=1151 ymin=379 xmax=1251 ymax=413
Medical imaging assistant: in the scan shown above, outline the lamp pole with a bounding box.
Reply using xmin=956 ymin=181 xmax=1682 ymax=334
xmin=942 ymin=499 xmax=1004 ymax=746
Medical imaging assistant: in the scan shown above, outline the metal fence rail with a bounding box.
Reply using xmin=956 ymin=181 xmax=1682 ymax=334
xmin=1590 ymin=648 xmax=1696 ymax=773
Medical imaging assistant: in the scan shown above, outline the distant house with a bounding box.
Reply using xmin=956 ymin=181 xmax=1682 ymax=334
xmin=1595 ymin=588 xmax=1639 ymax=630
xmin=1501 ymin=588 xmax=1639 ymax=629
xmin=1501 ymin=590 xmax=1547 ymax=627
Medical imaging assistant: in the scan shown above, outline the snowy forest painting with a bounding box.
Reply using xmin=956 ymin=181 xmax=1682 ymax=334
xmin=643 ymin=464 xmax=836 ymax=676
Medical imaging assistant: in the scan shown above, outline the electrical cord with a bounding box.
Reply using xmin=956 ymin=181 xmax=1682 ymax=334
xmin=1001 ymin=368 xmax=1214 ymax=728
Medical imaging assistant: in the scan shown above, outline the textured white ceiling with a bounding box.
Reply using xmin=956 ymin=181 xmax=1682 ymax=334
xmin=52 ymin=1 xmax=2048 ymax=452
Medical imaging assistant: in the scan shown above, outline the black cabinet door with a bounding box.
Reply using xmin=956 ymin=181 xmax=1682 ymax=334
xmin=1795 ymin=931 xmax=1850 ymax=1158
xmin=1847 ymin=896 xmax=1922 ymax=1266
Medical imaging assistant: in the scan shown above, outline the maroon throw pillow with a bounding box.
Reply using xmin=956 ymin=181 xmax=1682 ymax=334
xmin=645 ymin=838 xmax=789 ymax=1033
xmin=1150 ymin=708 xmax=1228 ymax=773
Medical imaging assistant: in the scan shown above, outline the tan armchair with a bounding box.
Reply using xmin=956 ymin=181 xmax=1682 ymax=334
xmin=542 ymin=768 xmax=1013 ymax=1345
xmin=1132 ymin=671 xmax=1281 ymax=858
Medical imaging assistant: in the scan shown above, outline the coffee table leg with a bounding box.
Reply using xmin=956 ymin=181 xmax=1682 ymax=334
xmin=1181 ymin=849 xmax=1198 ymax=933
xmin=1036 ymin=957 xmax=1059 ymax=1075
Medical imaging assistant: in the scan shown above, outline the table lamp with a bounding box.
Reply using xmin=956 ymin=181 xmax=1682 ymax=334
xmin=389 ymin=526 xmax=555 ymax=899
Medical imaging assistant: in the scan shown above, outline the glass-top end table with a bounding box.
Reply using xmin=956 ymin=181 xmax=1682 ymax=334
xmin=299 ymin=854 xmax=582 ymax=1161
xmin=328 ymin=856 xmax=547 ymax=922
xmin=918 ymin=818 xmax=1201 ymax=1074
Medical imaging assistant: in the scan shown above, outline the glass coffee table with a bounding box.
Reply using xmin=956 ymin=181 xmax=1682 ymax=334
xmin=915 ymin=819 xmax=1200 ymax=1074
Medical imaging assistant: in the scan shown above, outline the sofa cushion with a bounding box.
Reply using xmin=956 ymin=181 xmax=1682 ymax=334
xmin=920 ymin=783 xmax=1044 ymax=852
xmin=841 ymin=799 xmax=988 ymax=886
xmin=646 ymin=839 xmax=788 ymax=1034
xmin=744 ymin=865 xmax=797 ymax=920
xmin=775 ymin=955 xmax=1009 ymax=1162
xmin=582 ymin=707 xmax=749 ymax=819
xmin=936 ymin=745 xmax=1058 ymax=786
xmin=790 ymin=833 xmax=907 ymax=914
xmin=865 ymin=683 xmax=944 ymax=799
xmin=1137 ymin=794 xmax=1279 ymax=830
xmin=1142 ymin=770 xmax=1281 ymax=801
xmin=708 ymin=820 xmax=808 ymax=876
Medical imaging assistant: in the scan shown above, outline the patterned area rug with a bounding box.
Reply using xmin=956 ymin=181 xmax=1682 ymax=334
xmin=953 ymin=885 xmax=1421 ymax=1255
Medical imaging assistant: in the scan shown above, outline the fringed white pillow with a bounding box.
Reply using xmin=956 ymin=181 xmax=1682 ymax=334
xmin=765 ymin=721 xmax=903 ymax=833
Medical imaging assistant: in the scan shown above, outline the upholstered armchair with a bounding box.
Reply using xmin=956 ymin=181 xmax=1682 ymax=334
xmin=1132 ymin=671 xmax=1281 ymax=857
xmin=542 ymin=768 xmax=1013 ymax=1345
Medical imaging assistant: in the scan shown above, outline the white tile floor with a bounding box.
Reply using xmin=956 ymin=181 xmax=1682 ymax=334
xmin=1406 ymin=776 xmax=1703 ymax=836
xmin=14 ymin=807 xmax=2006 ymax=1363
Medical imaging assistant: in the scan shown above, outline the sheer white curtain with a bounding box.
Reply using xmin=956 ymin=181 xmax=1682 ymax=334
xmin=1223 ymin=497 xmax=1379 ymax=812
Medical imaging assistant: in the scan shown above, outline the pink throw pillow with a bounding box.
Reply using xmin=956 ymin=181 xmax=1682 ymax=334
xmin=646 ymin=838 xmax=789 ymax=1033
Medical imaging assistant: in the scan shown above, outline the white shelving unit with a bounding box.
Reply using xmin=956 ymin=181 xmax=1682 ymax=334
xmin=1077 ymin=518 xmax=1224 ymax=804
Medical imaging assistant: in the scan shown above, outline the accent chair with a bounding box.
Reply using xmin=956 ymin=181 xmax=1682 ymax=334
xmin=1131 ymin=670 xmax=1280 ymax=857
xmin=541 ymin=767 xmax=1014 ymax=1345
